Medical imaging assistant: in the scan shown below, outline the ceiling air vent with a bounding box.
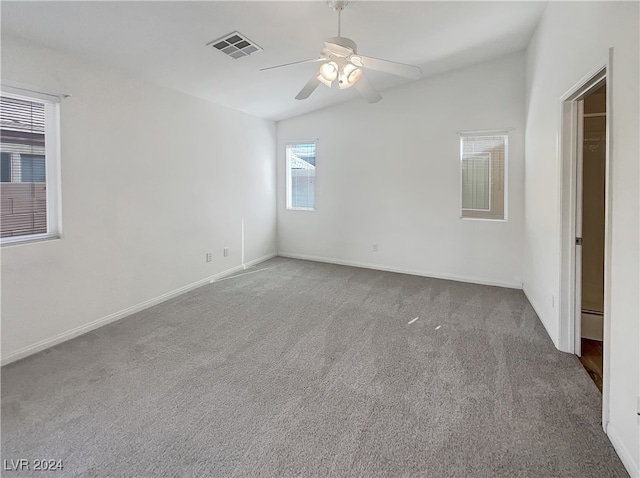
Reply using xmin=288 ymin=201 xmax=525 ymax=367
xmin=207 ymin=31 xmax=262 ymax=59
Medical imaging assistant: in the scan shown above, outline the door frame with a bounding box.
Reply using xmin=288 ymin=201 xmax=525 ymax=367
xmin=557 ymin=49 xmax=613 ymax=432
xmin=574 ymin=98 xmax=585 ymax=357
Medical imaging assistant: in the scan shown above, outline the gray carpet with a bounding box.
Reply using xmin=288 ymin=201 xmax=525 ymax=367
xmin=1 ymin=257 xmax=628 ymax=477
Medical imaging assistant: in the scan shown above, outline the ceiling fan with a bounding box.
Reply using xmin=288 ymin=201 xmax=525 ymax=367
xmin=260 ymin=0 xmax=422 ymax=103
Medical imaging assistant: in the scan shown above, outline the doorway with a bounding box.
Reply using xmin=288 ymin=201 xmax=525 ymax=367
xmin=577 ymin=84 xmax=606 ymax=392
xmin=558 ymin=56 xmax=612 ymax=429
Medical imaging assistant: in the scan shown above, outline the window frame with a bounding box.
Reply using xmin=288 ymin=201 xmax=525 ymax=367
xmin=285 ymin=140 xmax=317 ymax=212
xmin=459 ymin=131 xmax=508 ymax=222
xmin=1 ymin=89 xmax=62 ymax=246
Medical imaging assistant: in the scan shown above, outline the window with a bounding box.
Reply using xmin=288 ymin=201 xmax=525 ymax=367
xmin=1 ymin=152 xmax=10 ymax=182
xmin=20 ymin=154 xmax=46 ymax=183
xmin=286 ymin=142 xmax=316 ymax=210
xmin=460 ymin=133 xmax=507 ymax=220
xmin=1 ymin=92 xmax=60 ymax=243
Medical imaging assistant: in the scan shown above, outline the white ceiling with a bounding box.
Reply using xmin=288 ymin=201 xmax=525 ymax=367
xmin=1 ymin=1 xmax=547 ymax=121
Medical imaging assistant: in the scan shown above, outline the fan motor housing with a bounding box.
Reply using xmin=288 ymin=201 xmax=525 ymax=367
xmin=326 ymin=36 xmax=357 ymax=54
xmin=328 ymin=1 xmax=348 ymax=12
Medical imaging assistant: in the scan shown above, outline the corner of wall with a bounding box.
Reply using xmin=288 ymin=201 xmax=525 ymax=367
xmin=522 ymin=283 xmax=560 ymax=349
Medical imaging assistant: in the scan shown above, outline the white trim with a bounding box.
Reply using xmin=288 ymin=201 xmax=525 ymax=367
xmin=242 ymin=252 xmax=276 ymax=268
xmin=286 ymin=207 xmax=315 ymax=212
xmin=574 ymin=98 xmax=585 ymax=356
xmin=0 ymin=82 xmax=68 ymax=103
xmin=0 ymin=233 xmax=60 ymax=247
xmin=558 ymin=99 xmax=577 ymax=353
xmin=601 ymin=48 xmax=614 ymax=434
xmin=45 ymin=101 xmax=62 ymax=238
xmin=607 ymin=422 xmax=640 ymax=478
xmin=581 ymin=311 xmax=603 ymax=341
xmin=459 ymin=217 xmax=508 ymax=223
xmin=457 ymin=129 xmax=514 ymax=135
xmin=278 ymin=252 xmax=522 ymax=289
xmin=0 ymin=252 xmax=277 ymax=366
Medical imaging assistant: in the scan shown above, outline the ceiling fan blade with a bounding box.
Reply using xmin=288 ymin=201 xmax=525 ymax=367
xmin=260 ymin=58 xmax=323 ymax=72
xmin=324 ymin=41 xmax=353 ymax=57
xmin=354 ymin=55 xmax=422 ymax=80
xmin=295 ymin=75 xmax=322 ymax=100
xmin=354 ymin=74 xmax=382 ymax=103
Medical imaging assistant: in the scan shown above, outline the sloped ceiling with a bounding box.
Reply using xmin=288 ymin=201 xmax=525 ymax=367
xmin=1 ymin=1 xmax=547 ymax=121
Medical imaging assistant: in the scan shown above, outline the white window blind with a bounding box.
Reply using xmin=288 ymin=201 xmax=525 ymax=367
xmin=462 ymin=152 xmax=491 ymax=210
xmin=460 ymin=133 xmax=507 ymax=220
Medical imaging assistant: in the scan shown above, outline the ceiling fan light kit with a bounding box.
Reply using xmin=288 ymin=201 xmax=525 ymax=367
xmin=318 ymin=61 xmax=338 ymax=86
xmin=261 ymin=0 xmax=421 ymax=103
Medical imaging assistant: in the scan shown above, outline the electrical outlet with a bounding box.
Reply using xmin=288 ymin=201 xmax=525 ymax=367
xmin=206 ymin=252 xmax=212 ymax=263
xmin=373 ymin=243 xmax=378 ymax=252
xmin=223 ymin=247 xmax=229 ymax=257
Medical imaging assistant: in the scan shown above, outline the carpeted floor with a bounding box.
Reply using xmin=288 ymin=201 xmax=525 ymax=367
xmin=1 ymin=257 xmax=628 ymax=477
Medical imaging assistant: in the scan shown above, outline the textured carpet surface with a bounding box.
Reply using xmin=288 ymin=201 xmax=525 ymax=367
xmin=1 ymin=258 xmax=628 ymax=477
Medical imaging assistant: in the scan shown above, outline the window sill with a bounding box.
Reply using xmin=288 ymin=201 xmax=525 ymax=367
xmin=286 ymin=207 xmax=316 ymax=212
xmin=1 ymin=233 xmax=61 ymax=247
xmin=460 ymin=216 xmax=507 ymax=222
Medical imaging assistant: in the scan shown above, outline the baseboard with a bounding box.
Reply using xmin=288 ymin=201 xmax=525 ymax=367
xmin=1 ymin=252 xmax=277 ymax=366
xmin=277 ymin=252 xmax=522 ymax=289
xmin=522 ymin=284 xmax=560 ymax=349
xmin=607 ymin=422 xmax=640 ymax=477
xmin=244 ymin=252 xmax=277 ymax=268
xmin=581 ymin=311 xmax=604 ymax=341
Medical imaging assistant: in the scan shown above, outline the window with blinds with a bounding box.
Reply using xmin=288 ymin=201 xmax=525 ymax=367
xmin=1 ymin=93 xmax=59 ymax=242
xmin=460 ymin=133 xmax=507 ymax=220
xmin=286 ymin=142 xmax=316 ymax=210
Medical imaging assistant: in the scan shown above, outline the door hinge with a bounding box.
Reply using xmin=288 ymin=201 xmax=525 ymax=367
xmin=576 ymin=237 xmax=582 ymax=246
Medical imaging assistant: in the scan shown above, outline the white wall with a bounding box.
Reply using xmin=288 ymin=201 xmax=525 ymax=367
xmin=0 ymin=36 xmax=277 ymax=363
xmin=524 ymin=2 xmax=639 ymax=475
xmin=277 ymin=53 xmax=525 ymax=288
